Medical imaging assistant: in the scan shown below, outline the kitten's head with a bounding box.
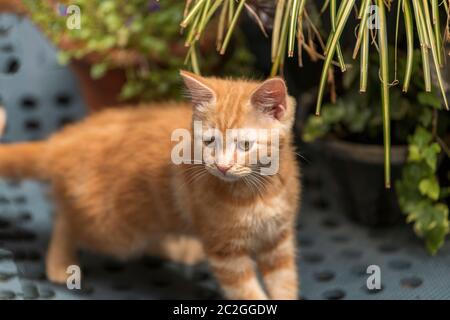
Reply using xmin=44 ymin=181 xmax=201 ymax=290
xmin=181 ymin=70 xmax=296 ymax=182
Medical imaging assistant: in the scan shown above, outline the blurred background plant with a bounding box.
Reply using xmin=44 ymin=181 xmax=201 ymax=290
xmin=20 ymin=0 xmax=254 ymax=104
xmin=302 ymin=49 xmax=450 ymax=254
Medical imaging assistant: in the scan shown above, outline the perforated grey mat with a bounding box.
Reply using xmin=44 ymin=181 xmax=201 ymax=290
xmin=0 ymin=14 xmax=449 ymax=300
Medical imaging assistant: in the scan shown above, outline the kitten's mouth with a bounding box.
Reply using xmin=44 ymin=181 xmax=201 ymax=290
xmin=205 ymin=166 xmax=242 ymax=182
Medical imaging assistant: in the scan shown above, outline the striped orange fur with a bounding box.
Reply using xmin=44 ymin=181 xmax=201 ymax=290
xmin=0 ymin=71 xmax=301 ymax=299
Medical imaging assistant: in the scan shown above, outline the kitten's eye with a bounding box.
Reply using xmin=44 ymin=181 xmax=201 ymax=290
xmin=238 ymin=140 xmax=254 ymax=151
xmin=203 ymin=136 xmax=215 ymax=146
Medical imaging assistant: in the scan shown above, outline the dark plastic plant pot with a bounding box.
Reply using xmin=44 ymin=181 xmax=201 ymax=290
xmin=318 ymin=139 xmax=408 ymax=226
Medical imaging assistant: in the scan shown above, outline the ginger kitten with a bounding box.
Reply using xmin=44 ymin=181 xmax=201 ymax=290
xmin=0 ymin=71 xmax=301 ymax=300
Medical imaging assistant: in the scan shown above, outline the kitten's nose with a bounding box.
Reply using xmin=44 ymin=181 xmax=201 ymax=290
xmin=216 ymin=164 xmax=232 ymax=175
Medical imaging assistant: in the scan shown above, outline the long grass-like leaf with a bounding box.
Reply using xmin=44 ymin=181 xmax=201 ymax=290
xmin=412 ymin=0 xmax=432 ymax=92
xmin=331 ymin=0 xmax=346 ymax=71
xmin=315 ymin=0 xmax=355 ymax=115
xmin=431 ymin=0 xmax=443 ymax=66
xmin=196 ymin=0 xmax=211 ymax=40
xmin=288 ymin=0 xmax=300 ymax=57
xmin=220 ymin=0 xmax=246 ymax=55
xmin=377 ymin=0 xmax=391 ymax=188
xmin=272 ymin=0 xmax=285 ymax=61
xmin=353 ymin=0 xmax=370 ymax=59
xmin=190 ymin=45 xmax=201 ymax=74
xmin=288 ymin=0 xmax=307 ymax=58
xmin=185 ymin=10 xmax=202 ymax=46
xmin=271 ymin=0 xmax=293 ymax=75
xmin=228 ymin=0 xmax=235 ymax=25
xmin=402 ymin=0 xmax=414 ymax=92
xmin=217 ymin=1 xmax=228 ymax=51
xmin=360 ymin=23 xmax=369 ymax=92
xmin=422 ymin=0 xmax=449 ymax=109
xmin=181 ymin=0 xmax=207 ymax=28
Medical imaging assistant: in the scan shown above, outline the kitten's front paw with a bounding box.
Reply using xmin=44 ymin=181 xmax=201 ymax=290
xmin=46 ymin=253 xmax=78 ymax=284
xmin=147 ymin=235 xmax=205 ymax=265
xmin=165 ymin=237 xmax=205 ymax=265
xmin=46 ymin=263 xmax=70 ymax=284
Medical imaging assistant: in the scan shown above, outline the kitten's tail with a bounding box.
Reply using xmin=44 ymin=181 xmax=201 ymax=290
xmin=0 ymin=142 xmax=48 ymax=180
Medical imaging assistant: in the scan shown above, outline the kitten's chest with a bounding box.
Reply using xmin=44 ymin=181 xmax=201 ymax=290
xmin=227 ymin=194 xmax=290 ymax=251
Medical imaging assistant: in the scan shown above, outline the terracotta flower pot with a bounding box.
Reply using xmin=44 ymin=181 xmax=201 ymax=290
xmin=68 ymin=60 xmax=135 ymax=112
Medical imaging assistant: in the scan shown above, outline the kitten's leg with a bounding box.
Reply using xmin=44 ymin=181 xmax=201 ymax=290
xmin=256 ymin=230 xmax=299 ymax=300
xmin=207 ymin=250 xmax=268 ymax=300
xmin=146 ymin=235 xmax=205 ymax=265
xmin=46 ymin=213 xmax=78 ymax=284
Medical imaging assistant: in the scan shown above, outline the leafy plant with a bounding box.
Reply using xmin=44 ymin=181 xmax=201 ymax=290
xmin=396 ymin=127 xmax=450 ymax=254
xmin=302 ymin=50 xmax=450 ymax=254
xmin=22 ymin=0 xmax=254 ymax=101
xmin=181 ymin=0 xmax=450 ymax=188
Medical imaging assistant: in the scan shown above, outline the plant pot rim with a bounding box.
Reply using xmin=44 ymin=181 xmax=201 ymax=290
xmin=317 ymin=138 xmax=407 ymax=165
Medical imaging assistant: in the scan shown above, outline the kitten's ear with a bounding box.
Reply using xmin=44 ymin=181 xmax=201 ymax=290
xmin=180 ymin=70 xmax=216 ymax=106
xmin=250 ymin=77 xmax=287 ymax=120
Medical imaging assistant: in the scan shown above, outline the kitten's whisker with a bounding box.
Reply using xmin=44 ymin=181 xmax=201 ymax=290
xmin=294 ymin=152 xmax=310 ymax=163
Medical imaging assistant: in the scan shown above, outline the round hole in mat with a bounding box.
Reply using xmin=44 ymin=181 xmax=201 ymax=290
xmin=400 ymin=276 xmax=423 ymax=289
xmin=26 ymin=250 xmax=41 ymax=261
xmin=24 ymin=118 xmax=41 ymax=132
xmin=313 ymin=197 xmax=330 ymax=210
xmin=13 ymin=195 xmax=26 ymax=204
xmin=112 ymin=282 xmax=133 ymax=291
xmin=0 ymin=44 xmax=13 ymax=52
xmin=0 ymin=290 xmax=16 ymax=300
xmin=322 ymin=289 xmax=346 ymax=300
xmin=0 ymin=271 xmax=16 ymax=282
xmin=302 ymin=252 xmax=324 ymax=264
xmin=6 ymin=180 xmax=21 ymax=188
xmin=74 ymin=284 xmax=95 ymax=295
xmin=388 ymin=259 xmax=412 ymax=271
xmin=55 ymin=93 xmax=72 ymax=107
xmin=103 ymin=260 xmax=125 ymax=273
xmin=350 ymin=264 xmax=369 ymax=277
xmin=57 ymin=116 xmax=75 ymax=128
xmin=378 ymin=243 xmax=400 ymax=254
xmin=25 ymin=270 xmax=46 ymax=281
xmin=196 ymin=288 xmax=221 ymax=299
xmin=322 ymin=218 xmax=340 ymax=229
xmin=0 ymin=195 xmax=9 ymax=204
xmin=340 ymin=248 xmax=363 ymax=259
xmin=39 ymin=288 xmax=55 ymax=299
xmin=296 ymin=221 xmax=304 ymax=231
xmin=14 ymin=229 xmax=37 ymax=241
xmin=363 ymin=284 xmax=384 ymax=294
xmin=23 ymin=283 xmax=39 ymax=299
xmin=193 ymin=270 xmax=211 ymax=282
xmin=314 ymin=270 xmax=335 ymax=282
xmin=298 ymin=235 xmax=314 ymax=247
xmin=0 ymin=249 xmax=13 ymax=260
xmin=151 ymin=278 xmax=170 ymax=288
xmin=141 ymin=256 xmax=164 ymax=269
xmin=3 ymin=57 xmax=20 ymax=74
xmin=331 ymin=234 xmax=350 ymax=243
xmin=0 ymin=218 xmax=10 ymax=229
xmin=17 ymin=211 xmax=32 ymax=222
xmin=20 ymin=96 xmax=38 ymax=110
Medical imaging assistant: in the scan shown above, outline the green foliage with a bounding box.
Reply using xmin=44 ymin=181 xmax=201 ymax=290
xmin=22 ymin=0 xmax=254 ymax=102
xmin=396 ymin=127 xmax=449 ymax=255
xmin=302 ymin=51 xmax=450 ymax=254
